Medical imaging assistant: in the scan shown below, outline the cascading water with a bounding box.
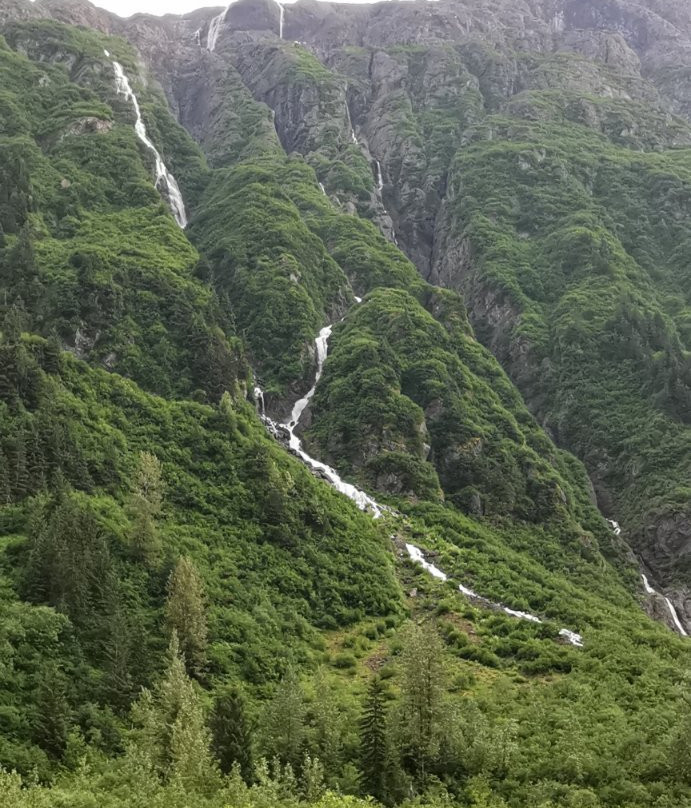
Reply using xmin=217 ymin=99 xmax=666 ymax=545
xmin=608 ymin=520 xmax=688 ymax=638
xmin=208 ymin=0 xmax=283 ymax=50
xmin=253 ymin=386 xmax=266 ymax=418
xmin=254 ymin=310 xmax=384 ymax=518
xmin=345 ymin=103 xmax=358 ymax=145
xmin=375 ymin=160 xmax=384 ymax=192
xmin=253 ymin=314 xmax=582 ymax=642
xmin=606 ymin=518 xmax=622 ymax=536
xmin=104 ymin=51 xmax=187 ymax=228
xmin=206 ymin=7 xmax=226 ymax=51
xmin=404 ymin=543 xmax=585 ymax=646
xmin=642 ymin=573 xmax=688 ymax=637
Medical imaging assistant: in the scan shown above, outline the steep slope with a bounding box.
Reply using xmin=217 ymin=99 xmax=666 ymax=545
xmin=0 ymin=5 xmax=690 ymax=808
xmin=77 ymin=0 xmax=691 ymax=627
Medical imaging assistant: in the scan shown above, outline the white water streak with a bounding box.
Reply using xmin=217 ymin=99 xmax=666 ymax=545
xmin=253 ymin=386 xmax=265 ymax=418
xmin=256 ymin=308 xmax=384 ymax=518
xmin=642 ymin=573 xmax=688 ymax=638
xmin=278 ymin=1 xmax=285 ymax=38
xmin=405 ymin=544 xmax=447 ymax=581
xmin=106 ymin=52 xmax=187 ymax=228
xmin=404 ymin=543 xmax=584 ymax=646
xmin=375 ymin=159 xmax=384 ymax=191
xmin=207 ymin=8 xmax=225 ymax=51
xmin=609 ymin=520 xmax=687 ymax=638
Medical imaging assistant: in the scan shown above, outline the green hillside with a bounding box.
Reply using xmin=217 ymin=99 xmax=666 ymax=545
xmin=0 ymin=10 xmax=689 ymax=808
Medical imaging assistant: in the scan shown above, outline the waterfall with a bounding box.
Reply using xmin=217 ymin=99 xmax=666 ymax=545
xmin=404 ymin=543 xmax=584 ymax=646
xmin=251 ymin=300 xmax=382 ymax=516
xmin=606 ymin=518 xmax=621 ymax=536
xmin=104 ymin=51 xmax=187 ymax=228
xmin=253 ymin=386 xmax=265 ymax=418
xmin=278 ymin=1 xmax=285 ymax=38
xmin=375 ymin=160 xmax=384 ymax=191
xmin=664 ymin=597 xmax=688 ymax=636
xmin=287 ymin=325 xmax=332 ymax=432
xmin=318 ymin=182 xmax=327 ymax=196
xmin=609 ymin=520 xmax=688 ymax=637
xmin=345 ymin=103 xmax=358 ymax=144
xmin=254 ymin=301 xmax=384 ymax=517
xmin=641 ymin=574 xmax=655 ymax=595
xmin=193 ymin=28 xmax=201 ymax=47
xmin=280 ymin=327 xmax=384 ymax=518
xmin=643 ymin=574 xmax=688 ymax=637
xmin=207 ymin=7 xmax=226 ymax=51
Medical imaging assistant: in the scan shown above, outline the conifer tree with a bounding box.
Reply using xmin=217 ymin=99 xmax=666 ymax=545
xmin=260 ymin=665 xmax=305 ymax=770
xmin=131 ymin=633 xmax=218 ymax=791
xmin=0 ymin=448 xmax=10 ymax=505
xmin=33 ymin=664 xmax=70 ymax=759
xmin=165 ymin=556 xmax=208 ymax=677
xmin=211 ymin=684 xmax=254 ymax=780
xmin=103 ymin=604 xmax=136 ymax=712
xmin=310 ymin=667 xmax=343 ymax=782
xmin=398 ymin=622 xmax=446 ymax=783
xmin=128 ymin=451 xmax=163 ymax=565
xmin=359 ymin=675 xmax=390 ymax=802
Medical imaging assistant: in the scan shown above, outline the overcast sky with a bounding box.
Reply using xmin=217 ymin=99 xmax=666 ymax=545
xmin=90 ymin=0 xmax=377 ymax=19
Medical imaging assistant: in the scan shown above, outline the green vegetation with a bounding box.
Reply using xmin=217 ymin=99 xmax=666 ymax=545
xmin=446 ymin=108 xmax=691 ymax=580
xmin=0 ymin=14 xmax=689 ymax=808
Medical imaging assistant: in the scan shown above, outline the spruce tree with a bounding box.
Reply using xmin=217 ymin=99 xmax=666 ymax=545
xmin=165 ymin=556 xmax=208 ymax=677
xmin=310 ymin=667 xmax=343 ymax=782
xmin=359 ymin=675 xmax=390 ymax=802
xmin=131 ymin=633 xmax=218 ymax=791
xmin=33 ymin=664 xmax=70 ymax=759
xmin=260 ymin=665 xmax=305 ymax=770
xmin=128 ymin=451 xmax=164 ymax=565
xmin=398 ymin=622 xmax=445 ymax=783
xmin=0 ymin=448 xmax=10 ymax=505
xmin=210 ymin=684 xmax=254 ymax=780
xmin=103 ymin=604 xmax=136 ymax=712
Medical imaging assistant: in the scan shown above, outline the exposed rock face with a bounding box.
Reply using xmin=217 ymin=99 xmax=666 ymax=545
xmin=7 ymin=0 xmax=690 ymax=632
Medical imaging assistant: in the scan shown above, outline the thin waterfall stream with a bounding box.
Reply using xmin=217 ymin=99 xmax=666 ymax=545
xmin=104 ymin=51 xmax=187 ymax=228
xmin=253 ymin=305 xmax=587 ymax=645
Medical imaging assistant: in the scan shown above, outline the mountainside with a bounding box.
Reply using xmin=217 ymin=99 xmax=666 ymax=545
xmin=0 ymin=1 xmax=690 ymax=807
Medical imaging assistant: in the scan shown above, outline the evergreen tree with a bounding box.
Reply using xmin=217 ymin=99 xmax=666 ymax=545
xmin=131 ymin=633 xmax=218 ymax=791
xmin=32 ymin=664 xmax=70 ymax=760
xmin=12 ymin=431 xmax=28 ymax=499
xmin=398 ymin=622 xmax=446 ymax=783
xmin=103 ymin=604 xmax=136 ymax=712
xmin=359 ymin=675 xmax=390 ymax=803
xmin=128 ymin=451 xmax=164 ymax=565
xmin=310 ymin=667 xmax=343 ymax=783
xmin=24 ymin=491 xmax=113 ymax=641
xmin=165 ymin=556 xmax=208 ymax=677
xmin=210 ymin=684 xmax=254 ymax=780
xmin=260 ymin=665 xmax=305 ymax=770
xmin=0 ymin=448 xmax=10 ymax=505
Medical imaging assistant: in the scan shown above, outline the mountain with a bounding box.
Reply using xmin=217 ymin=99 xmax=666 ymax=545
xmin=0 ymin=1 xmax=689 ymax=806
